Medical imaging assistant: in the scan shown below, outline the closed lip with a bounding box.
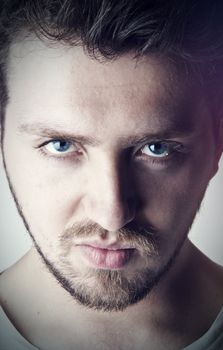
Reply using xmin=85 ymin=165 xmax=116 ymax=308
xmin=76 ymin=242 xmax=135 ymax=250
xmin=77 ymin=244 xmax=135 ymax=269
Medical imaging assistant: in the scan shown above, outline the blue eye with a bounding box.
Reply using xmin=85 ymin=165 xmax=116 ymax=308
xmin=44 ymin=140 xmax=77 ymax=155
xmin=141 ymin=142 xmax=170 ymax=158
xmin=52 ymin=140 xmax=71 ymax=152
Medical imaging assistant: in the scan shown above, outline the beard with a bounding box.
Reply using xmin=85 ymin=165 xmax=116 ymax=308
xmin=2 ymin=156 xmax=201 ymax=312
xmin=33 ymin=221 xmax=186 ymax=312
xmin=35 ymin=221 xmax=185 ymax=312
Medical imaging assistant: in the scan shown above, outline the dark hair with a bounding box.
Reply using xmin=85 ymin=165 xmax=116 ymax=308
xmin=1 ymin=0 xmax=223 ymax=125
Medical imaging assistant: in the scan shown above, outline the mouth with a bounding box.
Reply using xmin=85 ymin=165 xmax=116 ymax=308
xmin=77 ymin=243 xmax=136 ymax=270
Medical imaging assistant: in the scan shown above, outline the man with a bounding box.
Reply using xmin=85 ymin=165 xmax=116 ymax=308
xmin=0 ymin=0 xmax=223 ymax=349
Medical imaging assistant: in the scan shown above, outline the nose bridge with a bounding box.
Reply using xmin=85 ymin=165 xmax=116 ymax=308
xmin=104 ymin=155 xmax=129 ymax=211
xmin=85 ymin=152 xmax=135 ymax=230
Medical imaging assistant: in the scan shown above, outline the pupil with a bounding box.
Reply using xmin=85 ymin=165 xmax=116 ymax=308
xmin=150 ymin=143 xmax=166 ymax=155
xmin=54 ymin=141 xmax=69 ymax=151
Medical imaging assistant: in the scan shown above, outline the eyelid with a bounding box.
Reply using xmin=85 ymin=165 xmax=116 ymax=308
xmin=37 ymin=137 xmax=84 ymax=150
xmin=133 ymin=139 xmax=190 ymax=168
xmin=133 ymin=139 xmax=184 ymax=155
xmin=38 ymin=137 xmax=77 ymax=147
xmin=45 ymin=140 xmax=76 ymax=154
xmin=36 ymin=138 xmax=84 ymax=159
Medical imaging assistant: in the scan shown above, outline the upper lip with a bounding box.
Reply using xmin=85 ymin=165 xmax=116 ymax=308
xmin=76 ymin=242 xmax=135 ymax=250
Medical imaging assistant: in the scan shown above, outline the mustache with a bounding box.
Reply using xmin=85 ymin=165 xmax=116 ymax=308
xmin=60 ymin=221 xmax=159 ymax=256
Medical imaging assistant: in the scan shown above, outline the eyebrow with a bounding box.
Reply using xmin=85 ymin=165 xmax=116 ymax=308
xmin=18 ymin=121 xmax=195 ymax=147
xmin=18 ymin=123 xmax=99 ymax=146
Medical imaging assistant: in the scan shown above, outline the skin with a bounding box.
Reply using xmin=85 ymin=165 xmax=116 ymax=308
xmin=0 ymin=36 xmax=223 ymax=350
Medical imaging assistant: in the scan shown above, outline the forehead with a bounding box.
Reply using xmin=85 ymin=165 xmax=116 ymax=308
xmin=6 ymin=36 xmax=206 ymax=139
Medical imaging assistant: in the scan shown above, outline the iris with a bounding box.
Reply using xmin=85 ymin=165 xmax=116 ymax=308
xmin=51 ymin=140 xmax=72 ymax=152
xmin=142 ymin=142 xmax=170 ymax=157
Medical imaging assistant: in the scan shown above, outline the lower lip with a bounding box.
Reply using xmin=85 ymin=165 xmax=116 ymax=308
xmin=79 ymin=245 xmax=135 ymax=269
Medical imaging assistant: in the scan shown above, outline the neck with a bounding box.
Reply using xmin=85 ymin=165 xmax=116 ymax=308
xmin=1 ymin=239 xmax=223 ymax=350
xmin=14 ymin=240 xmax=205 ymax=322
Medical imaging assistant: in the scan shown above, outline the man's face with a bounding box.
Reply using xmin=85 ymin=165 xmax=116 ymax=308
xmin=1 ymin=37 xmax=219 ymax=311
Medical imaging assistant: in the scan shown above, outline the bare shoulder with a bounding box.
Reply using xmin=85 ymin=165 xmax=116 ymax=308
xmin=0 ymin=269 xmax=9 ymax=304
xmin=199 ymin=253 xmax=223 ymax=312
xmin=185 ymin=243 xmax=223 ymax=325
xmin=0 ymin=251 xmax=33 ymax=312
xmin=206 ymin=258 xmax=223 ymax=289
xmin=0 ymin=266 xmax=17 ymax=310
xmin=0 ymin=253 xmax=39 ymax=340
xmin=0 ymin=271 xmax=4 ymax=306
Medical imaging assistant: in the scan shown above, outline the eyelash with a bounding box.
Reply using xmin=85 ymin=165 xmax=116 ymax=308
xmin=37 ymin=139 xmax=83 ymax=161
xmin=36 ymin=139 xmax=188 ymax=165
xmin=135 ymin=141 xmax=188 ymax=166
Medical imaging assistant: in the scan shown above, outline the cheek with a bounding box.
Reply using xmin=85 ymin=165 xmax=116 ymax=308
xmin=135 ymin=154 xmax=212 ymax=234
xmin=3 ymin=137 xmax=85 ymax=241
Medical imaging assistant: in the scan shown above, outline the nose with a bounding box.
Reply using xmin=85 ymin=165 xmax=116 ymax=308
xmin=83 ymin=155 xmax=137 ymax=231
